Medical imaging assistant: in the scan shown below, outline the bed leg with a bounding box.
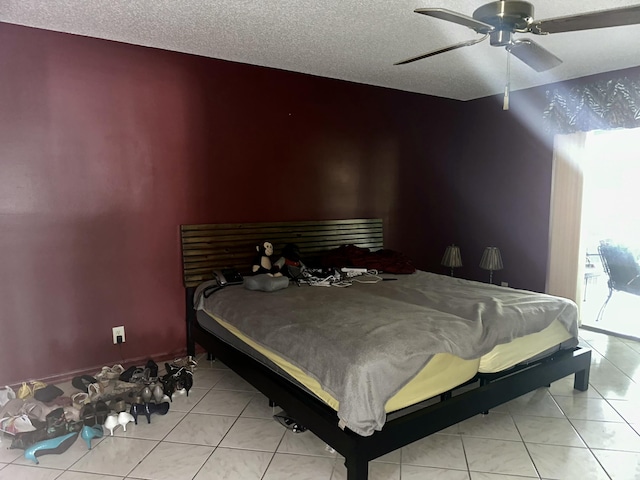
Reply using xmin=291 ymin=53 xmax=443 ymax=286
xmin=574 ymin=367 xmax=590 ymax=391
xmin=268 ymin=399 xmax=276 ymax=407
xmin=186 ymin=287 xmax=197 ymax=357
xmin=479 ymin=377 xmax=490 ymax=414
xmin=206 ymin=353 xmax=215 ymax=361
xmin=344 ymin=456 xmax=368 ymax=480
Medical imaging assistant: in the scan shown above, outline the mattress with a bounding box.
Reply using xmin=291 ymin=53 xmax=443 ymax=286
xmin=479 ymin=318 xmax=575 ymax=373
xmin=198 ymin=309 xmax=480 ymax=412
xmin=195 ymin=271 xmax=579 ymax=435
xmin=198 ymin=311 xmax=575 ymax=412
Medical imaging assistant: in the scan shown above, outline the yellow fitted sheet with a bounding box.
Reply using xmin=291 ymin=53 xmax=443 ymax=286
xmin=479 ymin=319 xmax=574 ymax=373
xmin=209 ymin=314 xmax=574 ymax=414
xmin=211 ymin=314 xmax=479 ymax=414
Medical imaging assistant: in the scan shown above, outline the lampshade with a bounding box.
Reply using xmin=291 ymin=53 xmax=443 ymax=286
xmin=479 ymin=246 xmax=503 ymax=284
xmin=441 ymin=244 xmax=462 ymax=276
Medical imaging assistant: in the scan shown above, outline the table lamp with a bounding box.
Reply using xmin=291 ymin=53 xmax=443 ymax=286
xmin=480 ymin=246 xmax=503 ymax=284
xmin=441 ymin=244 xmax=462 ymax=276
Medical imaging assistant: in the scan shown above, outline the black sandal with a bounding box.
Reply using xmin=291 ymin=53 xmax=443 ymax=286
xmin=71 ymin=375 xmax=97 ymax=393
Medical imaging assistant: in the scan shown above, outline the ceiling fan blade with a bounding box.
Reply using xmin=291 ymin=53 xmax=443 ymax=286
xmin=415 ymin=8 xmax=494 ymax=34
xmin=394 ymin=35 xmax=489 ymax=65
xmin=531 ymin=4 xmax=640 ymax=34
xmin=507 ymin=39 xmax=562 ymax=72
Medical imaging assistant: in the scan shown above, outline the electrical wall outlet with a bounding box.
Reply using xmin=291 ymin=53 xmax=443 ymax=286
xmin=501 ymin=281 xmax=509 ymax=287
xmin=112 ymin=326 xmax=125 ymax=344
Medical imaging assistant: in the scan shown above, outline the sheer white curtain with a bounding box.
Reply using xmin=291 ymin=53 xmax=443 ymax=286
xmin=546 ymin=132 xmax=588 ymax=311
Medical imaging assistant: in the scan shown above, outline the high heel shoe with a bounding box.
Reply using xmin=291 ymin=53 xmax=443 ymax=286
xmin=160 ymin=374 xmax=176 ymax=402
xmin=109 ymin=396 xmax=127 ymax=413
xmin=129 ymin=401 xmax=170 ymax=424
xmin=10 ymin=418 xmax=81 ymax=450
xmin=140 ymin=386 xmax=152 ymax=404
xmin=172 ymin=367 xmax=193 ymax=397
xmin=80 ymin=403 xmax=96 ymax=427
xmin=103 ymin=413 xmax=118 ymax=436
xmin=117 ymin=411 xmax=135 ymax=431
xmin=145 ymin=359 xmax=159 ymax=379
xmin=148 ymin=401 xmax=170 ymax=418
xmin=94 ymin=400 xmax=109 ymax=424
xmin=152 ymin=384 xmax=165 ymax=403
xmin=80 ymin=424 xmax=103 ymax=449
xmin=164 ymin=362 xmax=179 ymax=376
xmin=179 ymin=369 xmax=193 ymax=397
xmin=24 ymin=432 xmax=78 ymax=464
xmin=161 ymin=365 xmax=193 ymax=400
xmin=129 ymin=403 xmax=151 ymax=425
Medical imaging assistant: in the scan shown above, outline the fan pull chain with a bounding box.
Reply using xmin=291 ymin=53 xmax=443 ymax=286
xmin=503 ymin=47 xmax=511 ymax=111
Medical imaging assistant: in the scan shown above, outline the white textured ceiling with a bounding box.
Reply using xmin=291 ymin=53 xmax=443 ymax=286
xmin=2 ymin=0 xmax=640 ymax=101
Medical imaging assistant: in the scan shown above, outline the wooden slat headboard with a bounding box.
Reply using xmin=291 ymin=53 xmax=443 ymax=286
xmin=180 ymin=218 xmax=383 ymax=287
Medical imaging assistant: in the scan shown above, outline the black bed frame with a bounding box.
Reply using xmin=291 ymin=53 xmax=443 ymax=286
xmin=181 ymin=219 xmax=592 ymax=480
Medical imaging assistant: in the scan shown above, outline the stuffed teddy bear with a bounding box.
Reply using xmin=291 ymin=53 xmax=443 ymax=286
xmin=246 ymin=241 xmax=289 ymax=292
xmin=252 ymin=241 xmax=283 ymax=277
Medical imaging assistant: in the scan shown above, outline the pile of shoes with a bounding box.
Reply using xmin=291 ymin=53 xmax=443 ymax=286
xmin=0 ymin=382 xmax=92 ymax=464
xmin=0 ymin=356 xmax=196 ymax=465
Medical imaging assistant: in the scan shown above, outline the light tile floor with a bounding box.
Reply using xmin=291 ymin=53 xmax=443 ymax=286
xmin=581 ymin=275 xmax=640 ymax=340
xmin=2 ymin=328 xmax=640 ymax=479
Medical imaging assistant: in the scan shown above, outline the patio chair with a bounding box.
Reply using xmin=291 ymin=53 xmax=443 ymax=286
xmin=597 ymin=241 xmax=640 ymax=321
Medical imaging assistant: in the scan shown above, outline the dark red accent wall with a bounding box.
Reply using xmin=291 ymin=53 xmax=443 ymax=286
xmin=3 ymin=21 xmax=638 ymax=385
xmin=0 ymin=23 xmax=461 ymax=385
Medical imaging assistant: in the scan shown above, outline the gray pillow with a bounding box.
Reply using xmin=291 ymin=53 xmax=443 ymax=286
xmin=244 ymin=274 xmax=290 ymax=292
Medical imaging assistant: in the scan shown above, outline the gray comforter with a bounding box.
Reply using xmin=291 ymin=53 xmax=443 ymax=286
xmin=197 ymin=271 xmax=578 ymax=436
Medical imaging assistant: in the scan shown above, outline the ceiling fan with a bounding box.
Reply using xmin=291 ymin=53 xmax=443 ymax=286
xmin=395 ymin=1 xmax=640 ymax=72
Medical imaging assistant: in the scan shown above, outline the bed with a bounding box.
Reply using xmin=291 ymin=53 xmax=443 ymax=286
xmin=181 ymin=219 xmax=591 ymax=480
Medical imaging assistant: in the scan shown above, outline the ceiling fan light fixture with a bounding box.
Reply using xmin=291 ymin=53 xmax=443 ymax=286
xmin=489 ymin=30 xmax=513 ymax=46
xmin=472 ymin=1 xmax=535 ymax=31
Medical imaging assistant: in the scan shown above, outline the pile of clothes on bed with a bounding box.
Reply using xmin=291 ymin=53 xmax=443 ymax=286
xmin=320 ymin=244 xmax=416 ymax=274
